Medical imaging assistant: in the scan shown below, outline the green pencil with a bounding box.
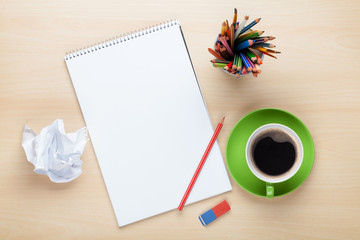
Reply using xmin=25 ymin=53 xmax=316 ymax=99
xmin=237 ymin=31 xmax=264 ymax=44
xmin=245 ymin=49 xmax=257 ymax=63
xmin=232 ymin=53 xmax=238 ymax=69
xmin=236 ymin=55 xmax=242 ymax=71
xmin=213 ymin=63 xmax=227 ymax=68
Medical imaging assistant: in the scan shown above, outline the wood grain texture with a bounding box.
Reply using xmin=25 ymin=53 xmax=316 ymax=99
xmin=1 ymin=0 xmax=360 ymax=239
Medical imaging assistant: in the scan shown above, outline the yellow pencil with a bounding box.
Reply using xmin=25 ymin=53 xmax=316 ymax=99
xmin=251 ymin=46 xmax=281 ymax=54
xmin=221 ymin=22 xmax=226 ymax=36
xmin=232 ymin=8 xmax=237 ymax=26
xmin=235 ymin=30 xmax=257 ymax=42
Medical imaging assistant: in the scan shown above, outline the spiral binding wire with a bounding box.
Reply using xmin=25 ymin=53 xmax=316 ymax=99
xmin=65 ymin=19 xmax=179 ymax=61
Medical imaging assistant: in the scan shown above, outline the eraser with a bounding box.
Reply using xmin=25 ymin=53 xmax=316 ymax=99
xmin=199 ymin=200 xmax=230 ymax=226
xmin=212 ymin=200 xmax=231 ymax=217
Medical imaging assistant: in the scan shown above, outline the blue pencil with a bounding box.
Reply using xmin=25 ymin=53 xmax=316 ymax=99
xmin=245 ymin=54 xmax=256 ymax=72
xmin=235 ymin=40 xmax=254 ymax=52
xmin=239 ymin=18 xmax=261 ymax=35
xmin=239 ymin=52 xmax=252 ymax=72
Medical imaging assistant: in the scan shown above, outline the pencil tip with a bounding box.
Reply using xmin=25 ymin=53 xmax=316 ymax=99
xmin=234 ymin=8 xmax=237 ymax=14
xmin=221 ymin=116 xmax=225 ymax=123
xmin=245 ymin=15 xmax=249 ymax=20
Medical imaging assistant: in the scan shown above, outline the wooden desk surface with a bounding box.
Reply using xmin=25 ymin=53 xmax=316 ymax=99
xmin=1 ymin=0 xmax=360 ymax=239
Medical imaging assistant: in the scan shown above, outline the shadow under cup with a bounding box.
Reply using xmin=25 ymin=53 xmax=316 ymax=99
xmin=245 ymin=124 xmax=304 ymax=198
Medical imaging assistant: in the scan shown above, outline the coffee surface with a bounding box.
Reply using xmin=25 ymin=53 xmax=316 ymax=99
xmin=253 ymin=136 xmax=296 ymax=176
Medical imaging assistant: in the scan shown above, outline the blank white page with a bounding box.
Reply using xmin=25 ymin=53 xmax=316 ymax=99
xmin=65 ymin=20 xmax=232 ymax=227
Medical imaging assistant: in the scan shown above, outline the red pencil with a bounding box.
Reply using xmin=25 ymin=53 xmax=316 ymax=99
xmin=178 ymin=116 xmax=225 ymax=211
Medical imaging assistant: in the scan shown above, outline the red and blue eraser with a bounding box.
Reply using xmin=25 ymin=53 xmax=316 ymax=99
xmin=198 ymin=200 xmax=231 ymax=226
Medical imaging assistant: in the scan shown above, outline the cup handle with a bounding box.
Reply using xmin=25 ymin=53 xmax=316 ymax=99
xmin=266 ymin=182 xmax=274 ymax=199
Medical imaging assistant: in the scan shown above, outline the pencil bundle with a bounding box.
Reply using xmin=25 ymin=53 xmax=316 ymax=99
xmin=209 ymin=9 xmax=280 ymax=78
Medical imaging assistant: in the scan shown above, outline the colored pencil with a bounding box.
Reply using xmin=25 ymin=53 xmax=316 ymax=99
xmin=245 ymin=55 xmax=256 ymax=72
xmin=236 ymin=29 xmax=256 ymax=39
xmin=208 ymin=48 xmax=225 ymax=60
xmin=248 ymin=48 xmax=263 ymax=64
xmin=236 ymin=55 xmax=242 ymax=71
xmin=215 ymin=43 xmax=221 ymax=55
xmin=220 ymin=46 xmax=232 ymax=59
xmin=235 ymin=40 xmax=254 ymax=52
xmin=251 ymin=46 xmax=281 ymax=54
xmin=178 ymin=117 xmax=225 ymax=211
xmin=255 ymin=36 xmax=275 ymax=40
xmin=226 ymin=20 xmax=230 ymax=36
xmin=234 ymin=30 xmax=256 ymax=44
xmin=232 ymin=8 xmax=237 ymax=27
xmin=239 ymin=18 xmax=261 ymax=35
xmin=239 ymin=52 xmax=252 ymax=72
xmin=224 ymin=61 xmax=233 ymax=70
xmin=230 ymin=24 xmax=235 ymax=50
xmin=255 ymin=64 xmax=262 ymax=73
xmin=210 ymin=59 xmax=231 ymax=64
xmin=220 ymin=36 xmax=234 ymax=57
xmin=213 ymin=63 xmax=227 ymax=68
xmin=241 ymin=65 xmax=248 ymax=75
xmin=236 ymin=30 xmax=263 ymax=43
xmin=254 ymin=43 xmax=275 ymax=48
xmin=232 ymin=53 xmax=238 ymax=69
xmin=221 ymin=22 xmax=226 ymax=36
xmin=245 ymin=49 xmax=257 ymax=62
xmin=234 ymin=15 xmax=249 ymax=38
xmin=262 ymin=51 xmax=277 ymax=59
xmin=253 ymin=37 xmax=269 ymax=44
xmin=265 ymin=49 xmax=281 ymax=54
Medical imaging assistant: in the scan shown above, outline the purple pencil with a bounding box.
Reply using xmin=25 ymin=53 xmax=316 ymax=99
xmin=219 ymin=36 xmax=234 ymax=57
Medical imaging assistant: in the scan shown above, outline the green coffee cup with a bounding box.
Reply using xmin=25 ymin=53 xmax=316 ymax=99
xmin=245 ymin=123 xmax=304 ymax=198
xmin=226 ymin=108 xmax=314 ymax=198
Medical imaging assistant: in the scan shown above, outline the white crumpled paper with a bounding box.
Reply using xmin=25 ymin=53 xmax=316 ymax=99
xmin=21 ymin=119 xmax=88 ymax=183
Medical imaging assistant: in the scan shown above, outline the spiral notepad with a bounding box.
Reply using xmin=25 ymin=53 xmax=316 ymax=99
xmin=65 ymin=20 xmax=232 ymax=227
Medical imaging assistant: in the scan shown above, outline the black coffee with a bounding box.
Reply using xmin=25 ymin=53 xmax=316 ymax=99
xmin=253 ymin=136 xmax=296 ymax=176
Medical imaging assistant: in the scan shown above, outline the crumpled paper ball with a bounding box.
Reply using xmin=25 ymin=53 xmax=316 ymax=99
xmin=21 ymin=119 xmax=88 ymax=183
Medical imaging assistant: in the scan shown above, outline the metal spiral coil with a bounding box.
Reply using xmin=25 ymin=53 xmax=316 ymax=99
xmin=65 ymin=19 xmax=179 ymax=61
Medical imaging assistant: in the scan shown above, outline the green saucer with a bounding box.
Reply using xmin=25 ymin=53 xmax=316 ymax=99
xmin=226 ymin=108 xmax=315 ymax=197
